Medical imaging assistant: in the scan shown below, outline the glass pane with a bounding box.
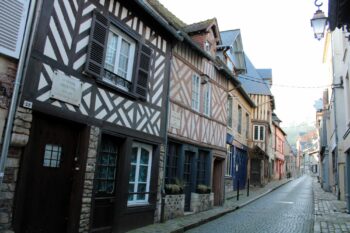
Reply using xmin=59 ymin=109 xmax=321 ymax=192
xmin=99 ymin=167 xmax=108 ymax=179
xmin=98 ymin=181 xmax=107 ymax=192
xmin=131 ymin=148 xmax=138 ymax=164
xmin=109 ymin=154 xmax=116 ymax=165
xmin=106 ymin=181 xmax=114 ymax=193
xmin=138 ymin=165 xmax=148 ymax=182
xmin=100 ymin=154 xmax=109 ymax=165
xmin=140 ymin=148 xmax=149 ymax=165
xmin=137 ymin=183 xmax=146 ymax=200
xmin=105 ymin=32 xmax=118 ymax=71
xmin=107 ymin=167 xmax=115 ymax=180
xmin=128 ymin=183 xmax=135 ymax=201
xmin=117 ymin=40 xmax=130 ymax=79
xmin=129 ymin=165 xmax=136 ymax=182
xmin=44 ymin=150 xmax=51 ymax=160
xmin=43 ymin=159 xmax=50 ymax=167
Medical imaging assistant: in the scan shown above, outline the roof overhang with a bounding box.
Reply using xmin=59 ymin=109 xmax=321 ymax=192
xmin=328 ymin=0 xmax=350 ymax=31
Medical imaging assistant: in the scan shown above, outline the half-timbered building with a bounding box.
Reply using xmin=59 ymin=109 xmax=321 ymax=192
xmin=4 ymin=0 xmax=180 ymax=232
xmin=217 ymin=29 xmax=256 ymax=192
xmin=147 ymin=1 xmax=233 ymax=210
xmin=238 ymin=56 xmax=275 ymax=186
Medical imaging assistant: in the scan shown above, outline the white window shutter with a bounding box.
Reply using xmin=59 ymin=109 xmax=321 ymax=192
xmin=0 ymin=0 xmax=30 ymax=59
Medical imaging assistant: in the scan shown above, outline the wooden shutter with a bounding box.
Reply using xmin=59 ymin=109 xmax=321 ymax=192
xmin=134 ymin=44 xmax=152 ymax=100
xmin=85 ymin=11 xmax=109 ymax=78
xmin=0 ymin=0 xmax=30 ymax=59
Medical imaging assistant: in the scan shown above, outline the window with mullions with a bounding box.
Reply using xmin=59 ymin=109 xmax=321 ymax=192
xmin=253 ymin=125 xmax=265 ymax=141
xmin=192 ymin=74 xmax=200 ymax=111
xmin=128 ymin=142 xmax=153 ymax=205
xmin=103 ymin=26 xmax=136 ymax=91
xmin=203 ymin=83 xmax=211 ymax=116
xmin=95 ymin=136 xmax=118 ymax=194
xmin=197 ymin=151 xmax=208 ymax=185
xmin=226 ymin=145 xmax=233 ymax=176
xmin=43 ymin=144 xmax=62 ymax=168
xmin=227 ymin=96 xmax=233 ymax=128
xmin=85 ymin=11 xmax=152 ymax=100
xmin=166 ymin=142 xmax=180 ymax=184
xmin=238 ymin=105 xmax=242 ymax=134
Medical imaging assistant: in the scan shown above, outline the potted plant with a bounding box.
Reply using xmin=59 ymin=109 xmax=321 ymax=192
xmin=164 ymin=178 xmax=184 ymax=194
xmin=196 ymin=184 xmax=211 ymax=194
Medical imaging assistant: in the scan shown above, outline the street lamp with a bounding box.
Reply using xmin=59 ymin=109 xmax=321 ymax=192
xmin=310 ymin=0 xmax=328 ymax=40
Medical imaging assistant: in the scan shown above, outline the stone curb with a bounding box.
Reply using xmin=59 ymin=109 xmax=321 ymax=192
xmin=170 ymin=179 xmax=293 ymax=233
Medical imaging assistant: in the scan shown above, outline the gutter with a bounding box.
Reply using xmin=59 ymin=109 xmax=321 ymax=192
xmin=0 ymin=0 xmax=39 ymax=184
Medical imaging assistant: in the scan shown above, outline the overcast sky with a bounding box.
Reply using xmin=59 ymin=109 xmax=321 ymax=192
xmin=159 ymin=0 xmax=329 ymax=127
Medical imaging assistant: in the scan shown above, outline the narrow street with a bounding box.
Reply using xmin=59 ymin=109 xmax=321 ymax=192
xmin=187 ymin=176 xmax=314 ymax=233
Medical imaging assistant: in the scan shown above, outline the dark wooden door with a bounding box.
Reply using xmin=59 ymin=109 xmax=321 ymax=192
xmin=21 ymin=114 xmax=80 ymax=233
xmin=213 ymin=159 xmax=223 ymax=206
xmin=183 ymin=151 xmax=194 ymax=211
xmin=250 ymin=159 xmax=261 ymax=185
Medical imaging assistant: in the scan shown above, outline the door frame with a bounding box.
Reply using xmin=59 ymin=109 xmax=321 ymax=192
xmin=13 ymin=112 xmax=89 ymax=233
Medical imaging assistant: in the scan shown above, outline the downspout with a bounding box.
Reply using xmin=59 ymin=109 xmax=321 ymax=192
xmin=160 ymin=42 xmax=174 ymax=223
xmin=0 ymin=0 xmax=38 ymax=185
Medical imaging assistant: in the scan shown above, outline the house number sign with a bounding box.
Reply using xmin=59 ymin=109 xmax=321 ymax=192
xmin=50 ymin=70 xmax=82 ymax=106
xmin=170 ymin=111 xmax=181 ymax=129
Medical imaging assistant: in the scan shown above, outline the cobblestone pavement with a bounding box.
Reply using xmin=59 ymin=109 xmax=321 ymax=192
xmin=187 ymin=176 xmax=314 ymax=233
xmin=127 ymin=177 xmax=294 ymax=233
xmin=313 ymin=177 xmax=350 ymax=233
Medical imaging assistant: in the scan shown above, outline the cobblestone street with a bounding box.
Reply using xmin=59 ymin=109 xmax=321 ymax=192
xmin=186 ymin=176 xmax=314 ymax=233
xmin=313 ymin=177 xmax=350 ymax=233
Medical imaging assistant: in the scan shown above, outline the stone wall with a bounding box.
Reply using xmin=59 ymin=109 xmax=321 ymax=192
xmin=190 ymin=192 xmax=214 ymax=213
xmin=164 ymin=194 xmax=184 ymax=220
xmin=79 ymin=126 xmax=99 ymax=233
xmin=224 ymin=177 xmax=233 ymax=193
xmin=0 ymin=107 xmax=32 ymax=232
xmin=154 ymin=144 xmax=165 ymax=223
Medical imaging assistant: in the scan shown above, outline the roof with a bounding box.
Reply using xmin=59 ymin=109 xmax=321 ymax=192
xmin=220 ymin=29 xmax=240 ymax=46
xmin=272 ymin=112 xmax=282 ymax=123
xmin=145 ymin=0 xmax=186 ymax=29
xmin=183 ymin=18 xmax=216 ymax=33
xmin=257 ymin=69 xmax=272 ymax=79
xmin=238 ymin=55 xmax=272 ymax=96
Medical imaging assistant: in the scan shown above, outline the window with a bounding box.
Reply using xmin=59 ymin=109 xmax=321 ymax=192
xmin=226 ymin=145 xmax=233 ymax=176
xmin=253 ymin=125 xmax=265 ymax=141
xmin=197 ymin=151 xmax=208 ymax=185
xmin=128 ymin=142 xmax=153 ymax=205
xmin=166 ymin=142 xmax=180 ymax=184
xmin=103 ymin=26 xmax=136 ymax=91
xmin=43 ymin=144 xmax=62 ymax=168
xmin=227 ymin=96 xmax=233 ymax=128
xmin=205 ymin=41 xmax=211 ymax=54
xmin=203 ymin=83 xmax=211 ymax=116
xmin=246 ymin=113 xmax=249 ymax=138
xmin=95 ymin=135 xmax=118 ymax=194
xmin=237 ymin=105 xmax=242 ymax=134
xmin=85 ymin=11 xmax=152 ymax=100
xmin=192 ymin=74 xmax=200 ymax=111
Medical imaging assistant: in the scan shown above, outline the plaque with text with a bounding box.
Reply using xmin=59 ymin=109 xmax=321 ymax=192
xmin=50 ymin=71 xmax=82 ymax=106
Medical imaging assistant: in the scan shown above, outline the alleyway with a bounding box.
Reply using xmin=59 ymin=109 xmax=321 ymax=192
xmin=187 ymin=176 xmax=314 ymax=233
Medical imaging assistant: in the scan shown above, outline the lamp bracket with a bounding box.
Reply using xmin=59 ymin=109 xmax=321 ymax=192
xmin=314 ymin=0 xmax=323 ymax=9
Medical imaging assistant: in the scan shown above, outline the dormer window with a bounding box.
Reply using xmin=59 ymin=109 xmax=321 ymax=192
xmin=204 ymin=40 xmax=211 ymax=54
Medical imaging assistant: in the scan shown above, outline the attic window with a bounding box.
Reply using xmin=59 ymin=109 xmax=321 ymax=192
xmin=204 ymin=41 xmax=211 ymax=54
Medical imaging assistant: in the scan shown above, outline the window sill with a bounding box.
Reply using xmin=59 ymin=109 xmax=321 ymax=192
xmin=96 ymin=78 xmax=139 ymax=100
xmin=126 ymin=203 xmax=156 ymax=213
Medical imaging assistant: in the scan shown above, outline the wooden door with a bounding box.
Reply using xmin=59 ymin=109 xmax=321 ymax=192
xmin=183 ymin=151 xmax=194 ymax=211
xmin=250 ymin=159 xmax=261 ymax=185
xmin=20 ymin=114 xmax=81 ymax=233
xmin=213 ymin=159 xmax=223 ymax=206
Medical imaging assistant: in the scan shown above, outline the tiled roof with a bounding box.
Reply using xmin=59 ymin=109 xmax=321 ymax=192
xmin=183 ymin=18 xmax=216 ymax=33
xmin=145 ymin=0 xmax=186 ymax=29
xmin=238 ymin=55 xmax=272 ymax=96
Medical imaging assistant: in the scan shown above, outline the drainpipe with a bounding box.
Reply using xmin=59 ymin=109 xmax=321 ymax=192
xmin=0 ymin=0 xmax=38 ymax=185
xmin=160 ymin=43 xmax=175 ymax=223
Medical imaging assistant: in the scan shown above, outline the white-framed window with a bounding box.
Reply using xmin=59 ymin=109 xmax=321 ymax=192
xmin=104 ymin=26 xmax=136 ymax=90
xmin=128 ymin=142 xmax=152 ymax=205
xmin=203 ymin=83 xmax=211 ymax=116
xmin=226 ymin=145 xmax=233 ymax=176
xmin=253 ymin=125 xmax=265 ymax=141
xmin=237 ymin=105 xmax=242 ymax=134
xmin=227 ymin=96 xmax=233 ymax=128
xmin=192 ymin=74 xmax=200 ymax=111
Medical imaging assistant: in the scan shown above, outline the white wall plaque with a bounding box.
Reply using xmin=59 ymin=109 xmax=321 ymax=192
xmin=50 ymin=70 xmax=82 ymax=106
xmin=170 ymin=111 xmax=181 ymax=129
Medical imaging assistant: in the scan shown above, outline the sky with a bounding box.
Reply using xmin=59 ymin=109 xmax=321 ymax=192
xmin=159 ymin=0 xmax=329 ymax=127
